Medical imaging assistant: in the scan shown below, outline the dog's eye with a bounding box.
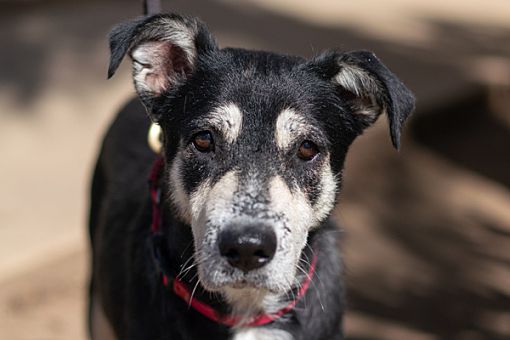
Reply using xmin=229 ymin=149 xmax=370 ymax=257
xmin=192 ymin=131 xmax=214 ymax=152
xmin=298 ymin=140 xmax=319 ymax=161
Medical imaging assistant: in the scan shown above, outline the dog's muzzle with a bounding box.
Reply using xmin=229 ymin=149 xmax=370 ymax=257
xmin=218 ymin=224 xmax=277 ymax=273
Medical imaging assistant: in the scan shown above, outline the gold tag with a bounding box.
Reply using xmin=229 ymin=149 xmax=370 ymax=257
xmin=148 ymin=122 xmax=162 ymax=154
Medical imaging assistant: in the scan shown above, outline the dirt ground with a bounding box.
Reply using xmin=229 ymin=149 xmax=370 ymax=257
xmin=1 ymin=1 xmax=509 ymax=339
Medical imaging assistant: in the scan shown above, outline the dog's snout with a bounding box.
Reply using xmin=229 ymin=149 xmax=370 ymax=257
xmin=218 ymin=225 xmax=277 ymax=272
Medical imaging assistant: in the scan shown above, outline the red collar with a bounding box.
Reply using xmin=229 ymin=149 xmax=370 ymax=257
xmin=149 ymin=157 xmax=318 ymax=327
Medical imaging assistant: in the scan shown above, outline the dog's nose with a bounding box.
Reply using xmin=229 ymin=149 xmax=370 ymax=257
xmin=218 ymin=225 xmax=277 ymax=272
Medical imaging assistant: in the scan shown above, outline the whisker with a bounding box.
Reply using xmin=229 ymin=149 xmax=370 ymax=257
xmin=178 ymin=262 xmax=198 ymax=280
xmin=286 ymin=274 xmax=308 ymax=312
xmin=188 ymin=278 xmax=201 ymax=308
xmin=179 ymin=240 xmax=194 ymax=259
xmin=283 ymin=275 xmax=297 ymax=303
xmin=177 ymin=256 xmax=195 ymax=277
xmin=296 ymin=262 xmax=324 ymax=312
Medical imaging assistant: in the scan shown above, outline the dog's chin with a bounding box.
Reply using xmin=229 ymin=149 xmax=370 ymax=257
xmin=228 ymin=280 xmax=265 ymax=290
xmin=200 ymin=276 xmax=283 ymax=294
xmin=223 ymin=280 xmax=282 ymax=294
xmin=197 ymin=266 xmax=293 ymax=295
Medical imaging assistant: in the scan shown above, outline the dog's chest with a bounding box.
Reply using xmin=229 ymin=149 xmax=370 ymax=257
xmin=232 ymin=328 xmax=293 ymax=340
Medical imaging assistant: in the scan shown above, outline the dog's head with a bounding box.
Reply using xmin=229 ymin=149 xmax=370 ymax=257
xmin=108 ymin=14 xmax=414 ymax=299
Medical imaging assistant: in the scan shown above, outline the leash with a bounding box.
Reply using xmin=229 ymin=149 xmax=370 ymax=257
xmin=143 ymin=0 xmax=162 ymax=16
xmin=148 ymin=155 xmax=318 ymax=327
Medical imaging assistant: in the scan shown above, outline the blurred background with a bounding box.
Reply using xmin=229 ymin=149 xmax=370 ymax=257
xmin=1 ymin=0 xmax=509 ymax=339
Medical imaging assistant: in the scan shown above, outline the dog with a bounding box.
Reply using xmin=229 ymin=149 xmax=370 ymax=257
xmin=88 ymin=13 xmax=414 ymax=340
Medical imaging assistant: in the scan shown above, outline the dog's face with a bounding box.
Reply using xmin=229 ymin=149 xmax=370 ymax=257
xmin=165 ymin=51 xmax=343 ymax=294
xmin=108 ymin=15 xmax=414 ymax=296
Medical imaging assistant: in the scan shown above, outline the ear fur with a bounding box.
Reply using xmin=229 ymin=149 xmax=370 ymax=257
xmin=107 ymin=14 xmax=217 ymax=119
xmin=310 ymin=50 xmax=415 ymax=149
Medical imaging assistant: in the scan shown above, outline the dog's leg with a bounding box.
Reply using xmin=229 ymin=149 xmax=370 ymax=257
xmin=90 ymin=294 xmax=117 ymax=340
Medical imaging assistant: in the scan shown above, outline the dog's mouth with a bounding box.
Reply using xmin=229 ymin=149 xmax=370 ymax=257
xmin=223 ymin=277 xmax=275 ymax=291
xmin=229 ymin=279 xmax=256 ymax=288
xmin=195 ymin=254 xmax=298 ymax=295
xmin=198 ymin=269 xmax=270 ymax=291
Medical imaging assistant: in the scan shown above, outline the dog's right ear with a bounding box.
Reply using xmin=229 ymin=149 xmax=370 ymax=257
xmin=108 ymin=14 xmax=217 ymax=120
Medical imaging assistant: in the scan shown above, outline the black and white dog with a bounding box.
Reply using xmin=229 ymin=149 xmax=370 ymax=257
xmin=88 ymin=13 xmax=414 ymax=340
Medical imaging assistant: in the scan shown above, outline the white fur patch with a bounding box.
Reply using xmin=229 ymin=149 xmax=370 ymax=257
xmin=192 ymin=171 xmax=239 ymax=251
xmin=223 ymin=287 xmax=268 ymax=324
xmin=205 ymin=103 xmax=243 ymax=144
xmin=169 ymin=155 xmax=192 ymax=223
xmin=313 ymin=156 xmax=337 ymax=222
xmin=222 ymin=286 xmax=285 ymax=326
xmin=334 ymin=63 xmax=374 ymax=97
xmin=232 ymin=328 xmax=294 ymax=340
xmin=333 ymin=63 xmax=382 ymax=119
xmin=268 ymin=176 xmax=316 ymax=284
xmin=275 ymin=108 xmax=308 ymax=150
xmin=269 ymin=175 xmax=316 ymax=233
xmin=199 ymin=170 xmax=239 ymax=224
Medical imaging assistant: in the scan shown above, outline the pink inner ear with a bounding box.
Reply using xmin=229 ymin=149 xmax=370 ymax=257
xmin=132 ymin=41 xmax=192 ymax=96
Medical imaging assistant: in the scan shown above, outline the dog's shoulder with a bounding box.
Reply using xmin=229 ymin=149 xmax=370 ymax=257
xmin=101 ymin=98 xmax=153 ymax=175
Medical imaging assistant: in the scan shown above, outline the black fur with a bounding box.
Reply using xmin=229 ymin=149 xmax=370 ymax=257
xmin=89 ymin=13 xmax=414 ymax=340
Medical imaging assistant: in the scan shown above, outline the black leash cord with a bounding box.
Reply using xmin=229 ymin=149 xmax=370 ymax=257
xmin=143 ymin=0 xmax=162 ymax=16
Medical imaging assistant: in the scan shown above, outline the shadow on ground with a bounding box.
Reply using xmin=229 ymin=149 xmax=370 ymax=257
xmin=340 ymin=86 xmax=510 ymax=338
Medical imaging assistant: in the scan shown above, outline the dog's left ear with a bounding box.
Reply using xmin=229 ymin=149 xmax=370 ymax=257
xmin=107 ymin=14 xmax=218 ymax=120
xmin=307 ymin=50 xmax=415 ymax=149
